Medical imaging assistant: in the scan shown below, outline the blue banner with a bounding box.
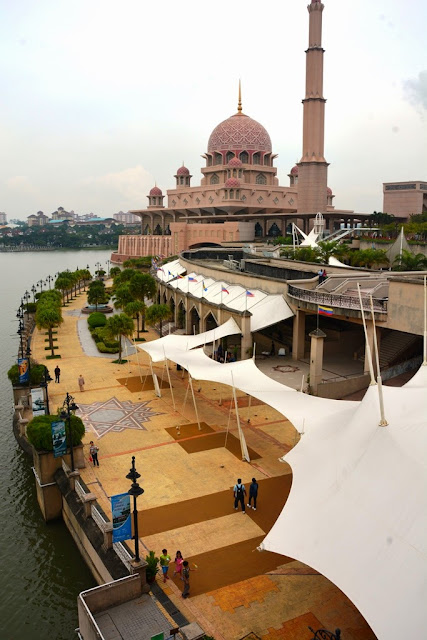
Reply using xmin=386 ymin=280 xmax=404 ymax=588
xmin=51 ymin=421 xmax=67 ymax=458
xmin=111 ymin=493 xmax=132 ymax=543
xmin=18 ymin=358 xmax=29 ymax=384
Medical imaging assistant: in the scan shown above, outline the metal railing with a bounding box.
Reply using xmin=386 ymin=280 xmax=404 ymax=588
xmin=288 ymin=284 xmax=388 ymax=313
xmin=75 ymin=480 xmax=88 ymax=502
xmin=91 ymin=504 xmax=109 ymax=532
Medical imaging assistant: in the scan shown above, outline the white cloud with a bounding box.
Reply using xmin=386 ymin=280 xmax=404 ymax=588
xmin=404 ymin=70 xmax=427 ymax=113
xmin=82 ymin=166 xmax=153 ymax=210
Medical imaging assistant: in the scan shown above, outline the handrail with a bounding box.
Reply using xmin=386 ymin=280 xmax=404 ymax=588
xmin=288 ymin=284 xmax=388 ymax=312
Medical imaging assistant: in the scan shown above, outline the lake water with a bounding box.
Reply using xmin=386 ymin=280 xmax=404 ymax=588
xmin=0 ymin=249 xmax=113 ymax=640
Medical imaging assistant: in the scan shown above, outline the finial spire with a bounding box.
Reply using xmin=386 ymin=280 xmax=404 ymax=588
xmin=237 ymin=79 xmax=242 ymax=114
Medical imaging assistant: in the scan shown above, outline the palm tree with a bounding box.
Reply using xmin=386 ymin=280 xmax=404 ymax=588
xmin=55 ymin=275 xmax=70 ymax=305
xmin=87 ymin=280 xmax=106 ymax=311
xmin=35 ymin=302 xmax=63 ymax=357
xmin=113 ymin=268 xmax=137 ymax=287
xmin=146 ymin=303 xmax=172 ymax=337
xmin=317 ymin=241 xmax=341 ymax=264
xmin=129 ymin=272 xmax=157 ymax=331
xmin=125 ymin=300 xmax=146 ymax=339
xmin=113 ymin=283 xmax=133 ymax=310
xmin=393 ymin=250 xmax=427 ymax=271
xmin=105 ymin=313 xmax=135 ymax=363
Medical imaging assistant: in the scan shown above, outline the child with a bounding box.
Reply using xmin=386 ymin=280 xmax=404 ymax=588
xmin=173 ymin=550 xmax=184 ymax=579
xmin=160 ymin=548 xmax=171 ymax=583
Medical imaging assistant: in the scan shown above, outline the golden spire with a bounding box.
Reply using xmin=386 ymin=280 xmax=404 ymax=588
xmin=237 ymin=79 xmax=242 ymax=114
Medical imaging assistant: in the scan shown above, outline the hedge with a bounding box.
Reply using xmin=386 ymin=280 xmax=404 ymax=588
xmin=88 ymin=312 xmax=107 ymax=329
xmin=27 ymin=414 xmax=85 ymax=452
xmin=8 ymin=363 xmax=48 ymax=386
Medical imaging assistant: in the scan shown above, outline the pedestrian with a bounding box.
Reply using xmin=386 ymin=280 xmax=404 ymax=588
xmin=89 ymin=441 xmax=99 ymax=467
xmin=233 ymin=478 xmax=246 ymax=513
xmin=182 ymin=560 xmax=192 ymax=598
xmin=54 ymin=365 xmax=61 ymax=383
xmin=78 ymin=374 xmax=85 ymax=392
xmin=160 ymin=549 xmax=171 ymax=583
xmin=317 ymin=268 xmax=323 ymax=284
xmin=173 ymin=550 xmax=184 ymax=578
xmin=247 ymin=478 xmax=259 ymax=511
xmin=322 ymin=268 xmax=327 ymax=281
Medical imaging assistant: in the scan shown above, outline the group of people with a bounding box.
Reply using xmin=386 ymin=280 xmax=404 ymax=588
xmin=233 ymin=477 xmax=259 ymax=513
xmin=213 ymin=343 xmax=237 ymax=363
xmin=53 ymin=367 xmax=86 ymax=393
xmin=317 ymin=268 xmax=328 ymax=284
xmin=159 ymin=549 xmax=194 ymax=599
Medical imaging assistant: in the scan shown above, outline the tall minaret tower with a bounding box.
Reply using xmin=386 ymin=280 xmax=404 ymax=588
xmin=297 ymin=0 xmax=328 ymax=214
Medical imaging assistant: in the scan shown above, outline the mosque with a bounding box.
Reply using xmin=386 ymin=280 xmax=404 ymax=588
xmin=113 ymin=0 xmax=361 ymax=264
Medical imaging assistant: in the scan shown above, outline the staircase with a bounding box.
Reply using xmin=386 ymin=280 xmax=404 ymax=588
xmin=379 ymin=331 xmax=420 ymax=368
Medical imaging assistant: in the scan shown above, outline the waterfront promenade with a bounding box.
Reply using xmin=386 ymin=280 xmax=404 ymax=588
xmin=30 ymin=289 xmax=376 ymax=640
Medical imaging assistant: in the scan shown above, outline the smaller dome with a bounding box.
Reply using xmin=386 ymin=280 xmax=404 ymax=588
xmin=327 ymin=187 xmax=332 ymax=196
xmin=228 ymin=157 xmax=242 ymax=167
xmin=149 ymin=186 xmax=162 ymax=196
xmin=225 ymin=177 xmax=240 ymax=188
xmin=290 ymin=165 xmax=298 ymax=175
xmin=176 ymin=165 xmax=190 ymax=176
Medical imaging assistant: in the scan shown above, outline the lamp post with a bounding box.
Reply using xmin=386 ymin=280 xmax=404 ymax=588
xmin=31 ymin=285 xmax=37 ymax=303
xmin=16 ymin=307 xmax=24 ymax=359
xmin=41 ymin=366 xmax=53 ymax=414
xmin=105 ymin=259 xmax=110 ymax=277
xmin=37 ymin=279 xmax=44 ymax=294
xmin=46 ymin=275 xmax=53 ymax=290
xmin=126 ymin=456 xmax=144 ymax=562
xmin=60 ymin=392 xmax=79 ymax=471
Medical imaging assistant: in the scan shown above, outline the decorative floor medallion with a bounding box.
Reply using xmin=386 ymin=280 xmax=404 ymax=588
xmin=76 ymin=397 xmax=162 ymax=438
xmin=272 ymin=365 xmax=300 ymax=374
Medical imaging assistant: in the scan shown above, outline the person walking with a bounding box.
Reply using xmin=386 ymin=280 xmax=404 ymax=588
xmin=247 ymin=477 xmax=259 ymax=510
xmin=89 ymin=441 xmax=99 ymax=467
xmin=160 ymin=549 xmax=171 ymax=583
xmin=233 ymin=478 xmax=246 ymax=513
xmin=173 ymin=550 xmax=184 ymax=579
xmin=78 ymin=374 xmax=85 ymax=392
xmin=54 ymin=366 xmax=61 ymax=383
xmin=181 ymin=560 xmax=192 ymax=598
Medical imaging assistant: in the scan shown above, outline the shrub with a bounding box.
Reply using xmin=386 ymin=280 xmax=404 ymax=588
xmin=27 ymin=414 xmax=85 ymax=452
xmin=96 ymin=342 xmax=119 ymax=354
xmin=25 ymin=302 xmax=37 ymax=313
xmin=7 ymin=363 xmax=48 ymax=386
xmin=88 ymin=312 xmax=107 ymax=329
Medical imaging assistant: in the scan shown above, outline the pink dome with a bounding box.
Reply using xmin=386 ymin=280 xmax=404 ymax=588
xmin=176 ymin=165 xmax=190 ymax=176
xmin=228 ymin=156 xmax=243 ymax=167
xmin=225 ymin=177 xmax=240 ymax=188
xmin=327 ymin=187 xmax=332 ymax=196
xmin=149 ymin=186 xmax=162 ymax=196
xmin=290 ymin=165 xmax=299 ymax=175
xmin=208 ymin=113 xmax=272 ymax=153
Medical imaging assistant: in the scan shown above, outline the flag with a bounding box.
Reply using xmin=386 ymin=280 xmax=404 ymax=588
xmin=246 ymin=290 xmax=255 ymax=297
xmin=177 ymin=274 xmax=184 ymax=279
xmin=168 ymin=270 xmax=173 ymax=276
xmin=157 ymin=267 xmax=164 ymax=273
xmin=188 ymin=276 xmax=196 ymax=282
xmin=221 ymin=287 xmax=229 ymax=294
xmin=318 ymin=305 xmax=333 ymax=316
xmin=203 ymin=281 xmax=208 ymax=292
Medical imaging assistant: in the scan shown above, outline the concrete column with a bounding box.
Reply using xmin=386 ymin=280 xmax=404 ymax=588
xmin=329 ymin=217 xmax=334 ymax=234
xmin=184 ymin=297 xmax=192 ymax=334
xmin=308 ymin=328 xmax=326 ymax=394
xmin=292 ymin=310 xmax=306 ymax=360
xmin=240 ymin=312 xmax=252 ymax=359
xmin=130 ymin=558 xmax=150 ymax=594
xmin=102 ymin=522 xmax=113 ymax=551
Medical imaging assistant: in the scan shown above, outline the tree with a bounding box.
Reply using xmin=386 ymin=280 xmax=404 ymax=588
xmin=105 ymin=313 xmax=135 ymax=363
xmin=35 ymin=302 xmax=63 ymax=357
xmin=113 ymin=268 xmax=137 ymax=287
xmin=125 ymin=300 xmax=146 ymax=339
xmin=55 ymin=272 xmax=74 ymax=304
xmin=113 ymin=283 xmax=133 ymax=310
xmin=110 ymin=266 xmax=121 ymax=279
xmin=393 ymin=250 xmax=427 ymax=271
xmin=129 ymin=272 xmax=157 ymax=331
xmin=146 ymin=303 xmax=172 ymax=337
xmin=369 ymin=211 xmax=395 ymax=226
xmin=87 ymin=280 xmax=107 ymax=311
xmin=317 ymin=240 xmax=341 ymax=264
xmin=27 ymin=414 xmax=85 ymax=451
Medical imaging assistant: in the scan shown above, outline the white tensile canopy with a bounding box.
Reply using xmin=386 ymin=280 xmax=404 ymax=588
xmin=155 ymin=263 xmax=294 ymax=332
xmin=138 ymin=317 xmax=427 ymax=639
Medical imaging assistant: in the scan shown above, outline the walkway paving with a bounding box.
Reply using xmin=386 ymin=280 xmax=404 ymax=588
xmin=31 ymin=289 xmax=377 ymax=640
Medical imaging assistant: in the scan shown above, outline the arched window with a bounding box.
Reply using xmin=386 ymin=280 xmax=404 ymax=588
xmin=264 ymin=154 xmax=270 ymax=166
xmin=238 ymin=169 xmax=242 ymax=178
xmin=224 ymin=191 xmax=228 ymax=199
xmin=154 ymin=223 xmax=162 ymax=235
xmin=232 ymin=169 xmax=237 ymax=177
xmin=256 ymin=173 xmax=267 ymax=185
xmin=210 ymin=173 xmax=219 ymax=185
xmin=268 ymin=222 xmax=281 ymax=237
xmin=253 ymin=153 xmax=260 ymax=165
xmin=207 ymin=155 xmax=213 ymax=167
xmin=240 ymin=151 xmax=249 ymax=164
xmin=229 ymin=189 xmax=234 ymax=199
xmin=215 ymin=153 xmax=222 ymax=165
xmin=255 ymin=222 xmax=263 ymax=237
xmin=179 ymin=176 xmax=184 ymax=185
xmin=226 ymin=152 xmax=234 ymax=163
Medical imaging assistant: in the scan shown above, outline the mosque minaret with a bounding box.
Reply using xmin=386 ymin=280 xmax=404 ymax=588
xmin=297 ymin=0 xmax=328 ymax=214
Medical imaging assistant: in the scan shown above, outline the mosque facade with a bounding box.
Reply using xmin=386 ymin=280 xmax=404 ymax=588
xmin=113 ymin=1 xmax=357 ymax=264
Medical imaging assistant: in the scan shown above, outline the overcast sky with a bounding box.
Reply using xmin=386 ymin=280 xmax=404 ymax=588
xmin=1 ymin=0 xmax=426 ymax=220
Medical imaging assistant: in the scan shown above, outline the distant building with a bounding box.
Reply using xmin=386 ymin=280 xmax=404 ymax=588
xmin=383 ymin=181 xmax=427 ymax=219
xmin=113 ymin=211 xmax=140 ymax=224
xmin=51 ymin=206 xmax=75 ymax=221
xmin=0 ymin=212 xmax=7 ymax=224
xmin=27 ymin=211 xmax=49 ymax=227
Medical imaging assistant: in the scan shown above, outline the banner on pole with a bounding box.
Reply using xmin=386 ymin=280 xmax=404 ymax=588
xmin=31 ymin=387 xmax=46 ymax=416
xmin=18 ymin=358 xmax=29 ymax=384
xmin=111 ymin=492 xmax=132 ymax=543
xmin=51 ymin=421 xmax=67 ymax=458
